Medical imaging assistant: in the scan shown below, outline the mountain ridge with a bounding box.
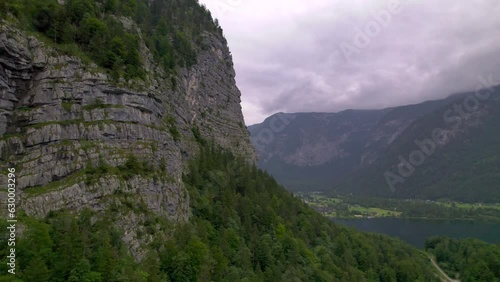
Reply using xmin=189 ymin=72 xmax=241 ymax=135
xmin=248 ymin=90 xmax=475 ymax=128
xmin=250 ymin=86 xmax=500 ymax=202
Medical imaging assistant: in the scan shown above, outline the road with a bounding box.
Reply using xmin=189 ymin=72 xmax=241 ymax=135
xmin=429 ymin=255 xmax=460 ymax=282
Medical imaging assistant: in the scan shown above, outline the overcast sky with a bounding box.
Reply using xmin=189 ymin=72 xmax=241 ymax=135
xmin=198 ymin=0 xmax=500 ymax=125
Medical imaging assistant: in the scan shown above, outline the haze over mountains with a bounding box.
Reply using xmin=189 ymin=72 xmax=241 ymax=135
xmin=249 ymin=85 xmax=500 ymax=202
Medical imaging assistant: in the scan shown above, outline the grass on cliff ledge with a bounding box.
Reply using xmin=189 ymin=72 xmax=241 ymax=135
xmin=24 ymin=154 xmax=161 ymax=197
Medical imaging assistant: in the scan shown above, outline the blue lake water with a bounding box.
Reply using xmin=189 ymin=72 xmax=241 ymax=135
xmin=334 ymin=218 xmax=500 ymax=248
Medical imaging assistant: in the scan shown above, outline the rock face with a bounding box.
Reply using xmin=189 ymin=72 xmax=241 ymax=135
xmin=0 ymin=20 xmax=254 ymax=257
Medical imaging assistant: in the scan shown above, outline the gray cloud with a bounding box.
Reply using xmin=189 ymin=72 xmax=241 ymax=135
xmin=199 ymin=0 xmax=500 ymax=124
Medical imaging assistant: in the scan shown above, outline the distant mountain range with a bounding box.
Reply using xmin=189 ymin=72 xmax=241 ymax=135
xmin=249 ymin=85 xmax=500 ymax=202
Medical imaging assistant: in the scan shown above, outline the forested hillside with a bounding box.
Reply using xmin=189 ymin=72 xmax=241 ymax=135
xmin=426 ymin=236 xmax=500 ymax=281
xmin=249 ymin=96 xmax=462 ymax=192
xmin=1 ymin=142 xmax=439 ymax=281
xmin=336 ymin=87 xmax=500 ymax=202
xmin=250 ymin=87 xmax=500 ymax=203
xmin=1 ymin=0 xmax=221 ymax=79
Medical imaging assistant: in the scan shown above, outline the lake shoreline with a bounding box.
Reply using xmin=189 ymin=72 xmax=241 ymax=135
xmin=297 ymin=192 xmax=500 ymax=223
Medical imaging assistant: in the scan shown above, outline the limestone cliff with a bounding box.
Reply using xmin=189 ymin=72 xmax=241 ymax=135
xmin=0 ymin=15 xmax=254 ymax=257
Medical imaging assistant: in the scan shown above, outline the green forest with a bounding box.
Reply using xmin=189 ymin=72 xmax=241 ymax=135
xmin=336 ymin=87 xmax=500 ymax=203
xmin=1 ymin=0 xmax=221 ymax=79
xmin=1 ymin=142 xmax=440 ymax=281
xmin=426 ymin=236 xmax=500 ymax=281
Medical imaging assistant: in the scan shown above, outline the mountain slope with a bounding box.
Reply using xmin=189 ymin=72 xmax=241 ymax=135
xmin=1 ymin=142 xmax=439 ymax=281
xmin=249 ymin=96 xmax=463 ymax=192
xmin=336 ymin=86 xmax=500 ymax=202
xmin=250 ymin=87 xmax=500 ymax=202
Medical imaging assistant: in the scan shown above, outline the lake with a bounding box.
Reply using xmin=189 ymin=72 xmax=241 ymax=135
xmin=334 ymin=218 xmax=500 ymax=248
